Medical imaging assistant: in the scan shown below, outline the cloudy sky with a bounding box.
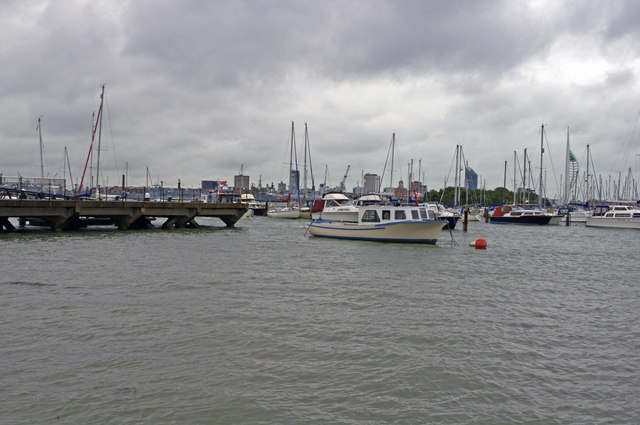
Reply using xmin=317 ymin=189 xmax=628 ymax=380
xmin=1 ymin=0 xmax=639 ymax=197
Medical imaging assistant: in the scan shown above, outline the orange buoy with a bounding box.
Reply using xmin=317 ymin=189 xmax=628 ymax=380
xmin=474 ymin=238 xmax=487 ymax=249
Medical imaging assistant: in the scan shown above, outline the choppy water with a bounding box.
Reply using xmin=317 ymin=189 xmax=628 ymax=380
xmin=1 ymin=218 xmax=639 ymax=424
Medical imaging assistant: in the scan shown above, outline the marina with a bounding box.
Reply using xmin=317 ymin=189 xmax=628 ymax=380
xmin=3 ymin=2 xmax=640 ymax=423
xmin=1 ymin=216 xmax=639 ymax=424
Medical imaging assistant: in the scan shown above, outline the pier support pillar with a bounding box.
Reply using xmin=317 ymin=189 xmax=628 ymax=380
xmin=111 ymin=210 xmax=148 ymax=230
xmin=220 ymin=214 xmax=241 ymax=227
xmin=44 ymin=216 xmax=71 ymax=232
xmin=1 ymin=217 xmax=15 ymax=231
xmin=174 ymin=216 xmax=190 ymax=228
xmin=162 ymin=217 xmax=178 ymax=229
xmin=187 ymin=218 xmax=200 ymax=228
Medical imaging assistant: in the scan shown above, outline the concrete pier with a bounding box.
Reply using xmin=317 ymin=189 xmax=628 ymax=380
xmin=0 ymin=199 xmax=247 ymax=232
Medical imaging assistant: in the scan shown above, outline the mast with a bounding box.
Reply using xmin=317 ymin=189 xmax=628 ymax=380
xmin=289 ymin=121 xmax=294 ymax=196
xmin=95 ymin=85 xmax=105 ymax=200
xmin=585 ymin=144 xmax=590 ymax=206
xmin=37 ymin=117 xmax=44 ymax=196
xmin=522 ymin=148 xmax=527 ymax=205
xmin=513 ymin=151 xmax=517 ymax=204
xmin=539 ymin=124 xmax=544 ymax=207
xmin=389 ymin=132 xmax=395 ymax=191
xmin=563 ymin=127 xmax=570 ymax=204
xmin=454 ymin=145 xmax=460 ymax=207
xmin=303 ymin=123 xmax=316 ymax=197
xmin=77 ymin=86 xmax=105 ymax=197
xmin=465 ymin=160 xmax=469 ymax=206
xmin=303 ymin=123 xmax=308 ymax=197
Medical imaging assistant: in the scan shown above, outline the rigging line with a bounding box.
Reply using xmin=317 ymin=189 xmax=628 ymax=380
xmin=305 ymin=123 xmax=315 ymax=190
xmin=610 ymin=107 xmax=640 ymax=173
xmin=379 ymin=134 xmax=394 ymax=192
xmin=439 ymin=149 xmax=457 ymax=204
xmin=103 ymin=93 xmax=121 ymax=179
xmin=542 ymin=126 xmax=561 ymax=199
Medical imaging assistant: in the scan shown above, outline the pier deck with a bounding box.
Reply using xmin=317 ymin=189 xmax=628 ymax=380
xmin=0 ymin=199 xmax=248 ymax=232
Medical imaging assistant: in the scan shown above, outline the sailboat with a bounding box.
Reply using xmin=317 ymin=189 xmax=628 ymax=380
xmin=267 ymin=121 xmax=301 ymax=219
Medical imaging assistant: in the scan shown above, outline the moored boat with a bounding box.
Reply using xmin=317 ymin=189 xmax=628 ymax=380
xmin=240 ymin=193 xmax=266 ymax=216
xmin=307 ymin=204 xmax=447 ymax=243
xmin=422 ymin=203 xmax=460 ymax=229
xmin=585 ymin=205 xmax=640 ymax=229
xmin=310 ymin=192 xmax=358 ymax=222
xmin=266 ymin=202 xmax=301 ymax=219
xmin=489 ymin=205 xmax=553 ymax=225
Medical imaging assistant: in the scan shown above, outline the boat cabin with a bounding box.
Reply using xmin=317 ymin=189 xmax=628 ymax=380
xmin=201 ymin=190 xmax=241 ymax=204
xmin=311 ymin=192 xmax=353 ymax=213
xmin=603 ymin=205 xmax=640 ymax=218
xmin=594 ymin=205 xmax=640 ymax=218
xmin=358 ymin=205 xmax=437 ymax=223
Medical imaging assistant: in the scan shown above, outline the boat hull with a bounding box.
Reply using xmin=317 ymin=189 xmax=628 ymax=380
xmin=307 ymin=220 xmax=446 ymax=243
xmin=489 ymin=215 xmax=552 ymax=225
xmin=585 ymin=217 xmax=640 ymax=229
xmin=548 ymin=215 xmax=563 ymax=225
xmin=267 ymin=209 xmax=301 ymax=219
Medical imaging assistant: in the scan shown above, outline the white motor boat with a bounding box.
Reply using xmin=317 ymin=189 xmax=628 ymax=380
xmin=585 ymin=205 xmax=640 ymax=229
xmin=310 ymin=192 xmax=358 ymax=222
xmin=307 ymin=204 xmax=447 ymax=243
xmin=266 ymin=203 xmax=301 ymax=219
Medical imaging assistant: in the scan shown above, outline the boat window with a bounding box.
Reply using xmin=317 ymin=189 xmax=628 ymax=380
xmin=411 ymin=210 xmax=419 ymax=219
xmin=395 ymin=210 xmax=406 ymax=220
xmin=419 ymin=208 xmax=427 ymax=219
xmin=362 ymin=210 xmax=380 ymax=222
xmin=382 ymin=210 xmax=390 ymax=220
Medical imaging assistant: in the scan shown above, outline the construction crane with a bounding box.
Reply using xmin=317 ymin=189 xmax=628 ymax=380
xmin=339 ymin=164 xmax=350 ymax=192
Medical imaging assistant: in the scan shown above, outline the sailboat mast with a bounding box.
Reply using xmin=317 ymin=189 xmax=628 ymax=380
xmin=303 ymin=123 xmax=308 ymax=197
xmin=585 ymin=144 xmax=590 ymax=205
xmin=95 ymin=85 xmax=105 ymax=200
xmin=454 ymin=145 xmax=459 ymax=206
xmin=389 ymin=133 xmax=395 ymax=191
xmin=289 ymin=121 xmax=294 ymax=195
xmin=539 ymin=124 xmax=544 ymax=207
xmin=37 ymin=117 xmax=45 ymax=195
xmin=522 ymin=148 xmax=527 ymax=205
xmin=465 ymin=160 xmax=470 ymax=206
xmin=513 ymin=151 xmax=517 ymax=204
xmin=564 ymin=127 xmax=570 ymax=205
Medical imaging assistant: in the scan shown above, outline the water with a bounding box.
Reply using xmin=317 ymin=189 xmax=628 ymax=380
xmin=1 ymin=218 xmax=639 ymax=424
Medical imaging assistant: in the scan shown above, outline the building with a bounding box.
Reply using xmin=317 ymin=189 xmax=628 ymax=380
xmin=234 ymin=174 xmax=250 ymax=192
xmin=289 ymin=169 xmax=300 ymax=194
xmin=363 ymin=173 xmax=380 ymax=194
xmin=465 ymin=167 xmax=478 ymax=190
xmin=393 ymin=180 xmax=408 ymax=199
